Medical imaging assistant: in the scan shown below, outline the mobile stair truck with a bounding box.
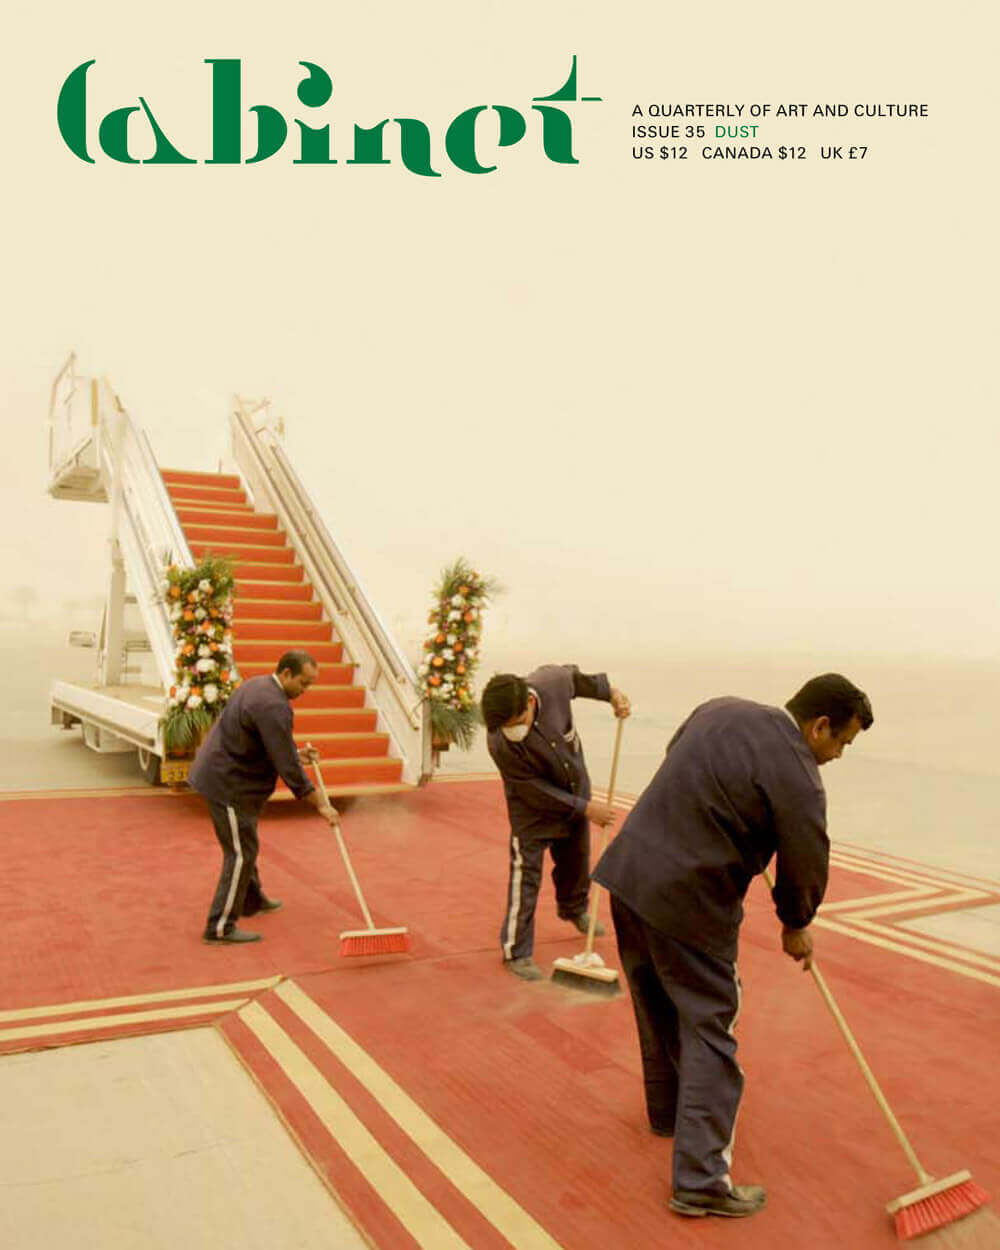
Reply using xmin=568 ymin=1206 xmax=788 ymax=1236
xmin=46 ymin=353 xmax=432 ymax=795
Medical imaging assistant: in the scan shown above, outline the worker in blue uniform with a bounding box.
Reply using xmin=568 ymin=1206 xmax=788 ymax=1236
xmin=593 ymin=673 xmax=873 ymax=1219
xmin=482 ymin=663 xmax=631 ymax=980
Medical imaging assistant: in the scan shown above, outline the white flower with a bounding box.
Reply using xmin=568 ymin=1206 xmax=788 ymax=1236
xmin=417 ymin=663 xmax=429 ymax=676
xmin=442 ymin=649 xmax=454 ymax=661
xmin=198 ymin=644 xmax=211 ymax=657
xmin=203 ymin=683 xmax=219 ymax=704
xmin=451 ymin=594 xmax=464 ymax=607
xmin=196 ymin=657 xmax=217 ymax=673
xmin=186 ymin=694 xmax=203 ymax=709
xmin=169 ymin=605 xmax=182 ymax=621
xmin=447 ymin=610 xmax=461 ymax=622
xmin=194 ymin=608 xmax=207 ymax=620
xmin=198 ymin=579 xmax=212 ymax=592
xmin=446 ymin=633 xmax=457 ymax=645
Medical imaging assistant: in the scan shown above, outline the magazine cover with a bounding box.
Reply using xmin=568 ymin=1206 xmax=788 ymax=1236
xmin=1 ymin=6 xmax=997 ymax=1248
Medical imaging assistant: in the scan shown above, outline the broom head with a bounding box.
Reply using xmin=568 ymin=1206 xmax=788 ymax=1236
xmin=339 ymin=926 xmax=410 ymax=957
xmin=887 ymin=1169 xmax=990 ymax=1240
xmin=551 ymin=950 xmax=621 ymax=996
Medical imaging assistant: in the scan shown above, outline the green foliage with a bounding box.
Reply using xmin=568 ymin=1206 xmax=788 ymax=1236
xmin=160 ymin=553 xmax=239 ymax=753
xmin=418 ymin=557 xmax=500 ymax=751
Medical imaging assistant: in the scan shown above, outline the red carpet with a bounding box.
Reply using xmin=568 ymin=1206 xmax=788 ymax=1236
xmin=1 ymin=779 xmax=997 ymax=1248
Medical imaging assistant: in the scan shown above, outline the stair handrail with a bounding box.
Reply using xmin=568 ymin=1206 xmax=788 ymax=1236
xmin=99 ymin=380 xmax=194 ymax=574
xmin=47 ymin=351 xmax=97 ymax=478
xmin=270 ymin=439 xmax=418 ymax=688
xmin=231 ymin=403 xmax=421 ymax=711
xmin=230 ymin=400 xmax=431 ymax=784
xmin=94 ymin=381 xmax=194 ymax=688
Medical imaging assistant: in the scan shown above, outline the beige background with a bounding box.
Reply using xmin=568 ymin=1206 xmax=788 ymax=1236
xmin=0 ymin=3 xmax=997 ymax=795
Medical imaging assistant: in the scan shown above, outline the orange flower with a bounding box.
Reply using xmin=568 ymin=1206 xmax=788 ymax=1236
xmin=435 ymin=633 xmax=446 ymax=644
xmin=463 ymin=612 xmax=474 ymax=623
xmin=183 ymin=644 xmax=195 ymax=656
xmin=428 ymin=674 xmax=442 ymax=686
xmin=183 ymin=609 xmax=194 ymax=621
xmin=432 ymin=657 xmax=444 ymax=668
xmin=220 ymin=670 xmax=230 ymax=682
xmin=459 ymin=585 xmax=470 ymax=596
xmin=187 ymin=592 xmax=197 ymax=603
xmin=454 ymin=641 xmax=464 ymax=653
xmin=456 ymin=664 xmax=466 ymax=675
xmin=169 ymin=585 xmax=181 ymax=599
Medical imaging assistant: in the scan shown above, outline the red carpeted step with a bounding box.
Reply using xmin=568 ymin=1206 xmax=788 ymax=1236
xmin=275 ymin=756 xmax=403 ymax=790
xmin=293 ymin=709 xmax=377 ymax=732
xmin=238 ymin=580 xmax=312 ymax=600
xmin=167 ymin=471 xmax=407 ymax=794
xmin=295 ymin=733 xmax=390 ymax=759
xmin=185 ymin=524 xmax=288 ymax=548
xmin=167 ymin=484 xmax=248 ymax=507
xmin=233 ymin=600 xmax=322 ymax=622
xmin=176 ymin=507 xmax=279 ymax=531
xmin=162 ymin=469 xmax=243 ymax=489
xmin=191 ymin=541 xmax=294 ymax=565
xmin=295 ymin=685 xmax=367 ymax=708
xmin=233 ymin=563 xmax=304 ymax=583
xmin=235 ymin=640 xmax=343 ymax=664
xmin=235 ymin=620 xmax=335 ymax=643
xmin=238 ymin=661 xmax=356 ymax=684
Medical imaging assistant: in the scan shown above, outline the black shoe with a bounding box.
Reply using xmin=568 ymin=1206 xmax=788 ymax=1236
xmin=669 ymin=1185 xmax=766 ymax=1218
xmin=504 ymin=957 xmax=544 ymax=981
xmin=203 ymin=928 xmax=262 ymax=945
xmin=242 ymin=896 xmax=283 ymax=916
xmin=563 ymin=912 xmax=606 ymax=937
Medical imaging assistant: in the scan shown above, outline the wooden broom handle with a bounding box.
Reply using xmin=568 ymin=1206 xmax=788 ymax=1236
xmin=763 ymin=868 xmax=931 ymax=1185
xmin=583 ymin=716 xmax=625 ymax=954
xmin=313 ymin=760 xmax=376 ymax=931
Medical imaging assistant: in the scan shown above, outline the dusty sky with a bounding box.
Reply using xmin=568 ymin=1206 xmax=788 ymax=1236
xmin=1 ymin=2 xmax=996 ymax=671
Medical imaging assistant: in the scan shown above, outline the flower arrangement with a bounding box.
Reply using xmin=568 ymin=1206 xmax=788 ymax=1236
xmin=417 ymin=558 xmax=500 ymax=750
xmin=160 ymin=554 xmax=239 ymax=752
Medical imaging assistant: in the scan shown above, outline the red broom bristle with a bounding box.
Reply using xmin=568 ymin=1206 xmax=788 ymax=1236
xmin=894 ymin=1180 xmax=989 ymax=1240
xmin=340 ymin=932 xmax=411 ymax=958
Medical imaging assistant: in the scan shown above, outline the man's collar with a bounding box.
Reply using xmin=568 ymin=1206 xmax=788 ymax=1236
xmin=271 ymin=673 xmax=285 ymax=694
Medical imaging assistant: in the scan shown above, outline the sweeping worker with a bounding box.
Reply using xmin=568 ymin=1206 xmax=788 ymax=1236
xmin=593 ymin=673 xmax=873 ymax=1219
xmin=189 ymin=649 xmax=340 ymax=945
xmin=481 ymin=664 xmax=631 ymax=981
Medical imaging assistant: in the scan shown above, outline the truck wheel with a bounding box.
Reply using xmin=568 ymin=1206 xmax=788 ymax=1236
xmin=137 ymin=747 xmax=163 ymax=786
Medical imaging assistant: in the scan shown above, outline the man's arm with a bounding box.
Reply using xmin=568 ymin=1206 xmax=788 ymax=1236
xmin=255 ymin=702 xmax=316 ymax=800
xmin=769 ymin=778 xmax=829 ymax=969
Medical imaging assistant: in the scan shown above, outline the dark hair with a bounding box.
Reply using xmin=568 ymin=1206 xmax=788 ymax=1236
xmin=786 ymin=673 xmax=873 ymax=734
xmin=275 ymin=650 xmax=317 ymax=677
xmin=481 ymin=673 xmax=529 ymax=732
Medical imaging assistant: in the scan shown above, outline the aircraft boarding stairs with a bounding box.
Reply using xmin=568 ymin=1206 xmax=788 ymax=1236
xmin=45 ymin=354 xmax=431 ymax=795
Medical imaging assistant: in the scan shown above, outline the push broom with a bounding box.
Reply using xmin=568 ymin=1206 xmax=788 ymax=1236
xmin=312 ymin=760 xmax=410 ymax=957
xmin=551 ymin=716 xmax=624 ymax=996
xmin=764 ymin=869 xmax=989 ymax=1240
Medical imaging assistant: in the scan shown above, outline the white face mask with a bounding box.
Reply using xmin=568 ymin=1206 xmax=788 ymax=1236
xmin=501 ymin=721 xmax=531 ymax=743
